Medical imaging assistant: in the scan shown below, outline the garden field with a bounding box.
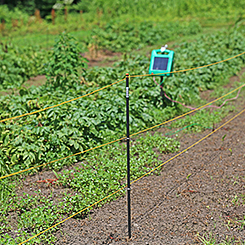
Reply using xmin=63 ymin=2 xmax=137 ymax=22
xmin=0 ymin=0 xmax=245 ymax=244
xmin=55 ymin=78 xmax=245 ymax=244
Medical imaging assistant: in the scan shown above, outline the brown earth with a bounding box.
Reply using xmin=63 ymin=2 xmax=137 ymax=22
xmin=83 ymin=49 xmax=121 ymax=68
xmin=25 ymin=75 xmax=47 ymax=87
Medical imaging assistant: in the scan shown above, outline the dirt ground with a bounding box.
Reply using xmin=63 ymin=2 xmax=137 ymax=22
xmin=83 ymin=49 xmax=121 ymax=68
xmin=49 ymin=88 xmax=245 ymax=244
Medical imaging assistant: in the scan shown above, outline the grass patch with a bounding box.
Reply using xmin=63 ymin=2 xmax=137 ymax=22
xmin=198 ymin=232 xmax=245 ymax=245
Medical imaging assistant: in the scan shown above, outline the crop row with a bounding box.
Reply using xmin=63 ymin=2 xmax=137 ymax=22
xmin=0 ymin=132 xmax=180 ymax=244
xmin=0 ymin=27 xmax=245 ymax=177
xmin=0 ymin=19 xmax=202 ymax=90
xmin=89 ymin=20 xmax=201 ymax=52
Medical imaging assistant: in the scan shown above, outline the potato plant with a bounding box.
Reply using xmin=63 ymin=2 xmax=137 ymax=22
xmin=89 ymin=20 xmax=201 ymax=52
xmin=0 ymin=27 xmax=245 ymax=177
xmin=0 ymin=43 xmax=50 ymax=90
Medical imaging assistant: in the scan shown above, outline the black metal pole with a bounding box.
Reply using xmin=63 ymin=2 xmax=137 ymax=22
xmin=126 ymin=73 xmax=131 ymax=239
xmin=160 ymin=76 xmax=164 ymax=107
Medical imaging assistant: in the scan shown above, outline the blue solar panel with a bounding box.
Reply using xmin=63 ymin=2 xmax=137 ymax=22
xmin=152 ymin=57 xmax=169 ymax=70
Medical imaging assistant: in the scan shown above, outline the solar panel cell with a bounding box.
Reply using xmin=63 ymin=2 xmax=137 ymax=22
xmin=153 ymin=57 xmax=169 ymax=70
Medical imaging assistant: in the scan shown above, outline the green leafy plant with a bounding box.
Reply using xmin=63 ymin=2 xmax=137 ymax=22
xmin=45 ymin=32 xmax=87 ymax=88
xmin=222 ymin=134 xmax=227 ymax=141
xmin=0 ymin=28 xmax=245 ymax=177
xmin=0 ymin=43 xmax=49 ymax=90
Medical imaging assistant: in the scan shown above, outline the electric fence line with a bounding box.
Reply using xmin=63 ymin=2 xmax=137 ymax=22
xmin=0 ymin=78 xmax=125 ymax=123
xmin=18 ymin=107 xmax=245 ymax=245
xmin=1 ymin=51 xmax=244 ymax=124
xmin=1 ymin=82 xmax=244 ymax=180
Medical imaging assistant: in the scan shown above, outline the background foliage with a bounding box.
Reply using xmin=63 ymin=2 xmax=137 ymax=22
xmin=2 ymin=0 xmax=245 ymax=18
xmin=0 ymin=43 xmax=49 ymax=90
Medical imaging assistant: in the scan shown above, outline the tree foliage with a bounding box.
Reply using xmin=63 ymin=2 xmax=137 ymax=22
xmin=2 ymin=0 xmax=56 ymax=16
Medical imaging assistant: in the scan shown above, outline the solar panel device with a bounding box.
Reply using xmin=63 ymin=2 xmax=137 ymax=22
xmin=149 ymin=47 xmax=174 ymax=76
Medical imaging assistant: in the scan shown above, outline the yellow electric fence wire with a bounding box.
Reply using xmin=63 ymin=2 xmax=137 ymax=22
xmin=130 ymin=83 xmax=245 ymax=137
xmin=131 ymin=108 xmax=245 ymax=185
xmin=0 ymin=137 xmax=125 ymax=180
xmin=1 ymin=83 xmax=245 ymax=180
xmin=18 ymin=185 xmax=126 ymax=245
xmin=19 ymin=107 xmax=245 ymax=245
xmin=131 ymin=51 xmax=245 ymax=78
xmin=1 ymin=51 xmax=244 ymax=124
xmin=0 ymin=78 xmax=125 ymax=124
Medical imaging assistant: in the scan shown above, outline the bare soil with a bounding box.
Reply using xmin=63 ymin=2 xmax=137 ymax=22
xmin=83 ymin=49 xmax=121 ymax=68
xmin=0 ymin=75 xmax=47 ymax=96
xmin=25 ymin=75 xmax=46 ymax=87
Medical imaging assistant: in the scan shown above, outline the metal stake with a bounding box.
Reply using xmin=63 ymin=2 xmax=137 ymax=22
xmin=126 ymin=73 xmax=131 ymax=239
xmin=160 ymin=76 xmax=165 ymax=107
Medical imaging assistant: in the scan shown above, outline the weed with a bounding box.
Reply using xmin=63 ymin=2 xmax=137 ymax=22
xmin=198 ymin=232 xmax=217 ymax=244
xmin=222 ymin=134 xmax=227 ymax=141
xmin=198 ymin=233 xmax=245 ymax=245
